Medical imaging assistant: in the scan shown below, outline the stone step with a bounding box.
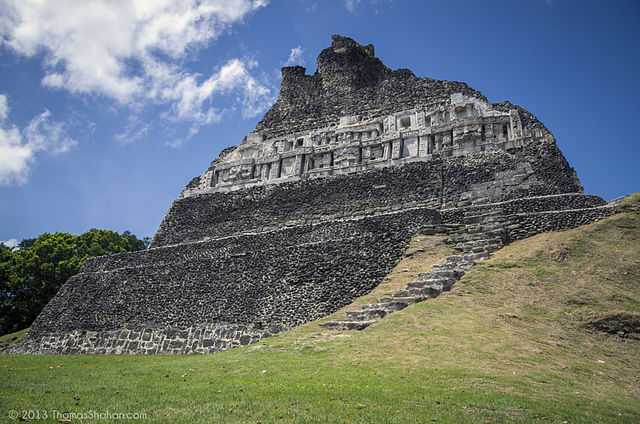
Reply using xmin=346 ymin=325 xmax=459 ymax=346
xmin=430 ymin=263 xmax=456 ymax=270
xmin=413 ymin=273 xmax=455 ymax=283
xmin=346 ymin=309 xmax=387 ymax=321
xmin=322 ymin=225 xmax=508 ymax=331
xmin=320 ymin=320 xmax=376 ymax=331
xmin=464 ymin=212 xmax=505 ymax=223
xmin=361 ymin=303 xmax=384 ymax=311
xmin=378 ymin=296 xmax=419 ymax=311
xmin=465 ymin=219 xmax=507 ymax=228
xmin=464 ymin=208 xmax=504 ymax=217
xmin=464 ymin=227 xmax=507 ymax=236
xmin=465 ymin=219 xmax=506 ymax=227
xmin=465 ymin=245 xmax=499 ymax=254
xmin=391 ymin=288 xmax=428 ymax=303
xmin=455 ymin=262 xmax=474 ymax=271
xmin=448 ymin=233 xmax=506 ymax=244
xmin=404 ymin=285 xmax=443 ymax=299
xmin=475 ymin=236 xmax=504 ymax=245
xmin=434 ymin=259 xmax=471 ymax=268
xmin=463 ymin=252 xmax=490 ymax=262
xmin=455 ymin=238 xmax=503 ymax=251
xmin=408 ymin=279 xmax=452 ymax=292
xmin=444 ymin=254 xmax=465 ymax=263
xmin=448 ymin=232 xmax=492 ymax=242
xmin=430 ymin=269 xmax=463 ymax=279
xmin=397 ymin=284 xmax=444 ymax=300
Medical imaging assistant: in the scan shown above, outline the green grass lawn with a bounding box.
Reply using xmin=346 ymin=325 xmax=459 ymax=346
xmin=1 ymin=197 xmax=639 ymax=423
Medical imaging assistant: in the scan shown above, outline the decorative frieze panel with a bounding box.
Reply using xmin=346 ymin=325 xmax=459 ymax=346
xmin=181 ymin=93 xmax=550 ymax=197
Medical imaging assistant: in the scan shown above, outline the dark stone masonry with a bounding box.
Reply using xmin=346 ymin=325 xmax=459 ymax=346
xmin=16 ymin=35 xmax=617 ymax=354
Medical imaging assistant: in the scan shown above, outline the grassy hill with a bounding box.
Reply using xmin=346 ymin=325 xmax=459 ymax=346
xmin=1 ymin=195 xmax=639 ymax=423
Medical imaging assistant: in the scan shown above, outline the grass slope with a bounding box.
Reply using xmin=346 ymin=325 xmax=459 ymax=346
xmin=1 ymin=196 xmax=639 ymax=423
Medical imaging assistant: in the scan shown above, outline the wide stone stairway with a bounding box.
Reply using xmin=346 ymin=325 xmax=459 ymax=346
xmin=321 ymin=208 xmax=508 ymax=330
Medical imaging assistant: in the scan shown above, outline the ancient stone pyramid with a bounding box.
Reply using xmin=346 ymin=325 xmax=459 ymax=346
xmin=19 ymin=35 xmax=615 ymax=354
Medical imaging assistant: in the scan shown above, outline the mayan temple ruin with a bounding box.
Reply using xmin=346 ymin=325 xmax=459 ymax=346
xmin=17 ymin=35 xmax=617 ymax=354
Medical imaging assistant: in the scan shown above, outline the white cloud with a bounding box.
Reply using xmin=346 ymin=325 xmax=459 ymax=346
xmin=0 ymin=0 xmax=272 ymax=128
xmin=345 ymin=0 xmax=361 ymax=13
xmin=284 ymin=46 xmax=305 ymax=67
xmin=1 ymin=239 xmax=18 ymax=249
xmin=0 ymin=94 xmax=77 ymax=186
xmin=0 ymin=125 xmax=31 ymax=185
xmin=0 ymin=94 xmax=8 ymax=122
xmin=114 ymin=115 xmax=150 ymax=144
xmin=23 ymin=110 xmax=78 ymax=154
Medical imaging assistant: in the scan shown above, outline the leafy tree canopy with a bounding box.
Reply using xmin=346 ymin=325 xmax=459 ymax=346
xmin=0 ymin=229 xmax=146 ymax=335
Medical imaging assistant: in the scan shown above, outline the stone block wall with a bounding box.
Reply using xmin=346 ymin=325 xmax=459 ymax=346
xmin=21 ymin=207 xmax=440 ymax=354
xmin=505 ymin=206 xmax=617 ymax=241
xmin=18 ymin=323 xmax=276 ymax=355
xmin=153 ymin=140 xmax=581 ymax=247
xmin=20 ymin=196 xmax=617 ymax=355
xmin=18 ymin=34 xmax=612 ymax=356
xmin=256 ymin=35 xmax=484 ymax=139
xmin=440 ymin=193 xmax=607 ymax=224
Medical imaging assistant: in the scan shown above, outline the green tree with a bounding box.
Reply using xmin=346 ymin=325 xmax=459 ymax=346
xmin=0 ymin=229 xmax=146 ymax=335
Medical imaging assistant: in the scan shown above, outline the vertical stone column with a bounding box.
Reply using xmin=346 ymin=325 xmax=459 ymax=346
xmin=261 ymin=163 xmax=271 ymax=180
xmin=382 ymin=141 xmax=391 ymax=160
xmin=416 ymin=110 xmax=425 ymax=128
xmin=201 ymin=170 xmax=213 ymax=188
xmin=484 ymin=122 xmax=495 ymax=143
xmin=294 ymin=154 xmax=303 ymax=175
xmin=391 ymin=139 xmax=402 ymax=159
xmin=443 ymin=131 xmax=453 ymax=149
xmin=271 ymin=159 xmax=282 ymax=179
xmin=509 ymin=110 xmax=523 ymax=141
xmin=418 ymin=133 xmax=429 ymax=157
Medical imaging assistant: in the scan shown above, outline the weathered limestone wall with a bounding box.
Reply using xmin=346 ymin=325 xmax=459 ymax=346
xmin=440 ymin=193 xmax=607 ymax=223
xmin=256 ymin=35 xmax=484 ymax=139
xmin=153 ymin=139 xmax=581 ymax=247
xmin=184 ymin=36 xmax=574 ymax=197
xmin=19 ymin=34 xmax=609 ymax=355
xmin=20 ymin=208 xmax=441 ymax=354
xmin=20 ymin=195 xmax=614 ymax=355
xmin=505 ymin=206 xmax=617 ymax=241
xmin=19 ymin=323 xmax=274 ymax=355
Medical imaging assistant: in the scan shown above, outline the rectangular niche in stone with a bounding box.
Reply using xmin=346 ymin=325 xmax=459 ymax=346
xmin=402 ymin=136 xmax=418 ymax=158
xmin=281 ymin=157 xmax=296 ymax=177
xmin=370 ymin=144 xmax=383 ymax=160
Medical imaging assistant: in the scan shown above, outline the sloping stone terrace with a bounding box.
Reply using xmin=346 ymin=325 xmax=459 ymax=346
xmin=21 ymin=196 xmax=614 ymax=354
xmin=323 ymin=202 xmax=617 ymax=331
xmin=27 ymin=208 xmax=441 ymax=343
xmin=156 ymin=140 xmax=582 ymax=247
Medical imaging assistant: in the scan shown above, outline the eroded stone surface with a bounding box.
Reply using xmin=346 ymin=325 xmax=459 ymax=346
xmin=17 ymin=35 xmax=613 ymax=354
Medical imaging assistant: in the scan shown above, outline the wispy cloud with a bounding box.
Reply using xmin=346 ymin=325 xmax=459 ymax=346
xmin=0 ymin=95 xmax=8 ymax=122
xmin=345 ymin=0 xmax=361 ymax=13
xmin=114 ymin=116 xmax=151 ymax=145
xmin=284 ymin=46 xmax=305 ymax=67
xmin=0 ymin=94 xmax=77 ymax=186
xmin=344 ymin=0 xmax=392 ymax=14
xmin=0 ymin=1 xmax=272 ymax=132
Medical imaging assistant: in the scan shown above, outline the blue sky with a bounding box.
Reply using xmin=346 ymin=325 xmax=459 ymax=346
xmin=0 ymin=0 xmax=638 ymax=244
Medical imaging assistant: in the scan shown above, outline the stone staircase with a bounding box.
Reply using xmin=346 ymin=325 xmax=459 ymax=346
xmin=321 ymin=208 xmax=507 ymax=331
